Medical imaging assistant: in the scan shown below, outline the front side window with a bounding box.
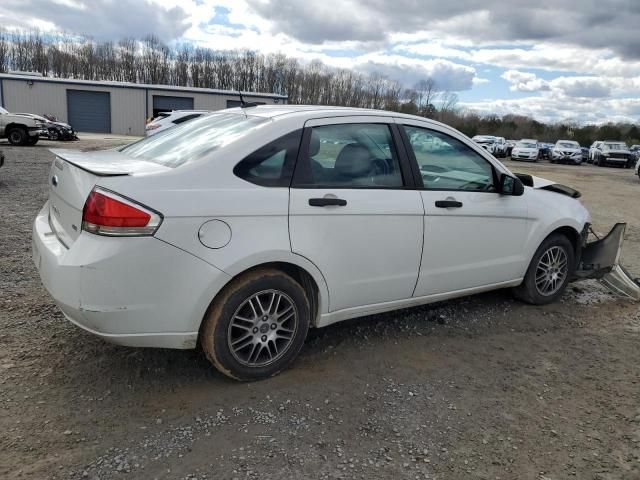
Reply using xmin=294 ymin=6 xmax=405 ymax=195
xmin=295 ymin=123 xmax=404 ymax=188
xmin=234 ymin=129 xmax=302 ymax=187
xmin=403 ymin=125 xmax=495 ymax=192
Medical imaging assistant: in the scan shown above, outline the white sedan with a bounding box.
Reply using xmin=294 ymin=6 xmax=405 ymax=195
xmin=145 ymin=110 xmax=210 ymax=136
xmin=511 ymin=139 xmax=540 ymax=162
xmin=33 ymin=106 xmax=628 ymax=380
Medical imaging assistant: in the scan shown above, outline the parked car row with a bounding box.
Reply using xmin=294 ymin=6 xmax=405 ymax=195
xmin=0 ymin=106 xmax=77 ymax=145
xmin=474 ymin=134 xmax=637 ymax=170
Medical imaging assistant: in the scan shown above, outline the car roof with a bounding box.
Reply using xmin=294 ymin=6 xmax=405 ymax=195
xmin=168 ymin=110 xmax=211 ymax=114
xmin=222 ymin=104 xmax=455 ymax=130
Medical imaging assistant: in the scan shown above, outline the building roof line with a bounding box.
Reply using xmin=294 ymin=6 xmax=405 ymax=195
xmin=0 ymin=74 xmax=288 ymax=100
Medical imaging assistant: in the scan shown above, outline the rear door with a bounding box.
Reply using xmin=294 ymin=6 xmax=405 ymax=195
xmin=288 ymin=117 xmax=424 ymax=312
xmin=398 ymin=120 xmax=529 ymax=297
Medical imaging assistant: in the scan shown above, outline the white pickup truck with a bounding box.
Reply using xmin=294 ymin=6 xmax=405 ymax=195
xmin=0 ymin=106 xmax=48 ymax=146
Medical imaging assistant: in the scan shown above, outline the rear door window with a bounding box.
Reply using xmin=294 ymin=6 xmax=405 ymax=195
xmin=293 ymin=123 xmax=404 ymax=188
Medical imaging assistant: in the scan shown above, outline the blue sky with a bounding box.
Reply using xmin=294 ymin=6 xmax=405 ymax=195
xmin=2 ymin=0 xmax=640 ymax=124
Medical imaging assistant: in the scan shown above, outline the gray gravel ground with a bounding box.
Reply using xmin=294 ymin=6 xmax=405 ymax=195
xmin=1 ymin=139 xmax=639 ymax=479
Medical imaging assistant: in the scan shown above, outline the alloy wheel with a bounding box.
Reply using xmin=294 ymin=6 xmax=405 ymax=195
xmin=535 ymin=246 xmax=569 ymax=296
xmin=227 ymin=289 xmax=298 ymax=367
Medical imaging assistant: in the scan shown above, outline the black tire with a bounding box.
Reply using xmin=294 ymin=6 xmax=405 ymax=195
xmin=200 ymin=268 xmax=310 ymax=381
xmin=513 ymin=233 xmax=575 ymax=305
xmin=49 ymin=129 xmax=59 ymax=141
xmin=7 ymin=127 xmax=27 ymax=146
xmin=26 ymin=135 xmax=39 ymax=145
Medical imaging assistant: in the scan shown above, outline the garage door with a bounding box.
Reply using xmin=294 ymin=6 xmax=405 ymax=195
xmin=153 ymin=95 xmax=194 ymax=116
xmin=67 ymin=90 xmax=111 ymax=133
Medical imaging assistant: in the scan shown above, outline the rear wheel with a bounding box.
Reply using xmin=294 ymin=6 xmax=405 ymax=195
xmin=200 ymin=268 xmax=310 ymax=381
xmin=7 ymin=127 xmax=27 ymax=146
xmin=513 ymin=234 xmax=574 ymax=305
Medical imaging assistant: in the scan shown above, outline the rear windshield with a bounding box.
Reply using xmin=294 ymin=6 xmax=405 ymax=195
xmin=121 ymin=113 xmax=268 ymax=167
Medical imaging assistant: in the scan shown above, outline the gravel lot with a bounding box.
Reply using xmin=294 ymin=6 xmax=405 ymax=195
xmin=1 ymin=138 xmax=639 ymax=480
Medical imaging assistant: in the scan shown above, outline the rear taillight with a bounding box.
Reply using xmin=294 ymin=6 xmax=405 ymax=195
xmin=82 ymin=187 xmax=162 ymax=236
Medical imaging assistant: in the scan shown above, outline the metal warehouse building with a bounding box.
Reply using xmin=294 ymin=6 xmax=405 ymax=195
xmin=0 ymin=73 xmax=288 ymax=136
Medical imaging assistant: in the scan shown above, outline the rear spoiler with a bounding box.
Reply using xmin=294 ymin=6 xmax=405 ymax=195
xmin=50 ymin=148 xmax=170 ymax=176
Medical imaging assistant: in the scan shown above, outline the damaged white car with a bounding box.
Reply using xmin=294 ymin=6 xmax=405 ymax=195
xmin=32 ymin=106 xmax=639 ymax=381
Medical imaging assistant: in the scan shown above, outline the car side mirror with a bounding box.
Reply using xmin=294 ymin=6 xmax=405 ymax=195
xmin=499 ymin=174 xmax=524 ymax=196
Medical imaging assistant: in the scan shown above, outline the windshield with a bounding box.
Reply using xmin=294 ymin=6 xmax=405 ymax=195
xmin=556 ymin=141 xmax=579 ymax=148
xmin=604 ymin=143 xmax=627 ymax=150
xmin=0 ymin=106 xmax=8 ymax=114
xmin=121 ymin=113 xmax=269 ymax=167
xmin=516 ymin=141 xmax=537 ymax=148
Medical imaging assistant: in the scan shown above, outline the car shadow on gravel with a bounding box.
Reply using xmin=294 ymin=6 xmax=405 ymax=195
xmin=46 ymin=286 xmax=605 ymax=392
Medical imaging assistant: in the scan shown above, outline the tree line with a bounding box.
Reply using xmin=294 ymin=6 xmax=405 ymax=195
xmin=0 ymin=30 xmax=637 ymax=146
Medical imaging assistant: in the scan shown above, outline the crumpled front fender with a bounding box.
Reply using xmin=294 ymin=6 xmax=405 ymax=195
xmin=573 ymin=223 xmax=640 ymax=300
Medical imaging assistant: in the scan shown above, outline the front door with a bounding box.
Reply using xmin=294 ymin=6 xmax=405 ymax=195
xmin=399 ymin=122 xmax=529 ymax=297
xmin=288 ymin=117 xmax=424 ymax=312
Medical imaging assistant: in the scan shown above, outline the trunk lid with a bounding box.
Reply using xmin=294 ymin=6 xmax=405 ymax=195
xmin=47 ymin=149 xmax=170 ymax=246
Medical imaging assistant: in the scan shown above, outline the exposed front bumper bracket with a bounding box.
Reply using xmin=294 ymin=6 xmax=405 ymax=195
xmin=573 ymin=223 xmax=640 ymax=301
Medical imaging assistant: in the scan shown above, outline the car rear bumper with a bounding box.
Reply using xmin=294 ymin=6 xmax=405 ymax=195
xmin=32 ymin=203 xmax=231 ymax=349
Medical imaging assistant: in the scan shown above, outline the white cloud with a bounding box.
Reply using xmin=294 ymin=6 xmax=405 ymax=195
xmin=501 ymin=70 xmax=550 ymax=92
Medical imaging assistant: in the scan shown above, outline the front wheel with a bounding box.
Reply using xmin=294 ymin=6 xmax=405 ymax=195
xmin=513 ymin=234 xmax=574 ymax=305
xmin=200 ymin=268 xmax=310 ymax=381
xmin=7 ymin=127 xmax=27 ymax=145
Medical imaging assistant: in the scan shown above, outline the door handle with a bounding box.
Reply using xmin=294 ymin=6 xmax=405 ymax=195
xmin=435 ymin=200 xmax=463 ymax=208
xmin=309 ymin=197 xmax=347 ymax=207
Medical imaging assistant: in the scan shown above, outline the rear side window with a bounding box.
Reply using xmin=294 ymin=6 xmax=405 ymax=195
xmin=234 ymin=129 xmax=302 ymax=187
